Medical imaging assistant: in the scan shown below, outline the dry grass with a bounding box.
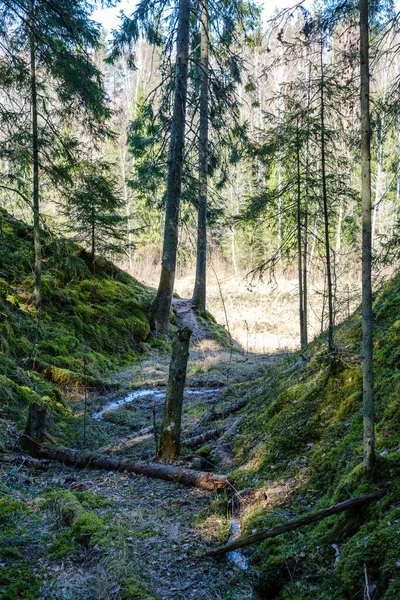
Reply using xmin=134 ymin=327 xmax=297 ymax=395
xmin=119 ymin=250 xmax=363 ymax=354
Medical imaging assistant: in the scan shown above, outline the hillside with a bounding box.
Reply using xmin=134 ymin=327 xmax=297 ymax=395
xmin=1 ymin=211 xmax=400 ymax=599
xmin=222 ymin=275 xmax=400 ymax=599
xmin=0 ymin=208 xmax=155 ymax=434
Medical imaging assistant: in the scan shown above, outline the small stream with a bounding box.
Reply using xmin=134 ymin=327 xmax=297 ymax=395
xmin=92 ymin=387 xmax=220 ymax=421
xmin=227 ymin=517 xmax=249 ymax=570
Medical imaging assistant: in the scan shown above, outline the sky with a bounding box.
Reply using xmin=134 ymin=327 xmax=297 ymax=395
xmin=90 ymin=0 xmax=310 ymax=33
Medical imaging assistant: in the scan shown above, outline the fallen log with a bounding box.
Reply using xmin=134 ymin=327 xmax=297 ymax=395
xmin=0 ymin=453 xmax=50 ymax=470
xmin=97 ymin=426 xmax=154 ymax=454
xmin=199 ymin=490 xmax=387 ymax=558
xmin=184 ymin=424 xmax=229 ymax=448
xmin=211 ymin=397 xmax=249 ymax=420
xmin=38 ymin=444 xmax=231 ymax=490
xmin=185 ymin=407 xmax=215 ymax=437
xmin=218 ymin=415 xmax=244 ymax=443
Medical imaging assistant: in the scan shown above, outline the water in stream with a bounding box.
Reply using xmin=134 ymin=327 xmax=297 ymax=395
xmin=92 ymin=387 xmax=219 ymax=420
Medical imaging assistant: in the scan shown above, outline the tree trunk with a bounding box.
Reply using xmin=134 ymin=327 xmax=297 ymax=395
xmin=38 ymin=445 xmax=230 ymax=489
xmin=91 ymin=214 xmax=95 ymax=274
xmin=160 ymin=327 xmax=192 ymax=458
xmin=20 ymin=401 xmax=47 ymax=458
xmin=30 ymin=0 xmax=41 ymax=310
xmin=192 ymin=0 xmax=209 ymax=314
xmin=149 ymin=0 xmax=191 ymax=334
xmin=303 ymin=61 xmax=311 ymax=347
xmin=320 ymin=38 xmax=334 ymax=353
xmin=360 ymin=0 xmax=375 ymax=475
xmin=296 ymin=119 xmax=305 ymax=350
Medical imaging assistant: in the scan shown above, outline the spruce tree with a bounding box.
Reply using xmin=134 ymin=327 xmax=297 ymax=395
xmin=0 ymin=0 xmax=110 ymax=306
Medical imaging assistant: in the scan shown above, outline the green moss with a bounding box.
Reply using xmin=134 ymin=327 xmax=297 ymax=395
xmin=72 ymin=511 xmax=105 ymax=545
xmin=0 ymin=495 xmax=42 ymax=600
xmin=0 ymin=210 xmax=156 ymax=442
xmin=120 ymin=577 xmax=159 ymax=600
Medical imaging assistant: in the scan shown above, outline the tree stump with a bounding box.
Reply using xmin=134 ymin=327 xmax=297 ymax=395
xmin=160 ymin=327 xmax=192 ymax=458
xmin=20 ymin=402 xmax=46 ymax=457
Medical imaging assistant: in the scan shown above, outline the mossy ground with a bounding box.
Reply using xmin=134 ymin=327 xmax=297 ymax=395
xmin=0 ymin=209 xmax=158 ymax=440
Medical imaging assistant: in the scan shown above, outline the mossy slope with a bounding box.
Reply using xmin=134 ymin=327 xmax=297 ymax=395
xmin=0 ymin=209 xmax=152 ymax=428
xmin=229 ymin=274 xmax=400 ymax=599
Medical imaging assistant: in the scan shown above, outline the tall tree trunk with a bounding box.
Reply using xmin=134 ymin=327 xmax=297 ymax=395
xmin=160 ymin=327 xmax=191 ymax=458
xmin=372 ymin=55 xmax=388 ymax=247
xmin=120 ymin=148 xmax=133 ymax=273
xmin=303 ymin=61 xmax=311 ymax=347
xmin=360 ymin=0 xmax=375 ymax=475
xmin=192 ymin=0 xmax=209 ymax=314
xmin=296 ymin=119 xmax=305 ymax=350
xmin=30 ymin=0 xmax=41 ymax=310
xmin=320 ymin=38 xmax=334 ymax=353
xmin=149 ymin=0 xmax=191 ymax=334
xmin=393 ymin=127 xmax=400 ymax=236
xmin=91 ymin=209 xmax=95 ymax=274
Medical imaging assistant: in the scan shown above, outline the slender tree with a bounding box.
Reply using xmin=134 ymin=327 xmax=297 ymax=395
xmin=192 ymin=0 xmax=209 ymax=314
xmin=149 ymin=0 xmax=191 ymax=334
xmin=30 ymin=0 xmax=41 ymax=309
xmin=0 ymin=0 xmax=110 ymax=306
xmin=319 ymin=34 xmax=334 ymax=353
xmin=359 ymin=0 xmax=375 ymax=474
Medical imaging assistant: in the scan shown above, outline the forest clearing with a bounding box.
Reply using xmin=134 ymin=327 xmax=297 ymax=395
xmin=1 ymin=0 xmax=400 ymax=598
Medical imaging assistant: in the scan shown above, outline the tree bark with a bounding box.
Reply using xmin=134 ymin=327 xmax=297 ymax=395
xmin=38 ymin=445 xmax=230 ymax=489
xmin=192 ymin=0 xmax=209 ymax=314
xmin=184 ymin=424 xmax=228 ymax=448
xmin=30 ymin=0 xmax=41 ymax=310
xmin=20 ymin=401 xmax=47 ymax=458
xmin=320 ymin=38 xmax=334 ymax=353
xmin=149 ymin=0 xmax=191 ymax=334
xmin=160 ymin=327 xmax=192 ymax=458
xmin=360 ymin=0 xmax=375 ymax=475
xmin=296 ymin=119 xmax=306 ymax=350
xmin=211 ymin=396 xmax=250 ymax=420
xmin=199 ymin=490 xmax=386 ymax=558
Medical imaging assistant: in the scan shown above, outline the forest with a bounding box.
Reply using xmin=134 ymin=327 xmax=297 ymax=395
xmin=1 ymin=0 xmax=400 ymax=598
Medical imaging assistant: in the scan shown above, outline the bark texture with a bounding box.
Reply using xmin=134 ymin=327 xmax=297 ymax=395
xmin=360 ymin=0 xmax=375 ymax=474
xmin=30 ymin=0 xmax=41 ymax=309
xmin=192 ymin=0 xmax=209 ymax=314
xmin=200 ymin=490 xmax=386 ymax=558
xmin=38 ymin=445 xmax=230 ymax=489
xmin=184 ymin=424 xmax=228 ymax=448
xmin=149 ymin=0 xmax=191 ymax=334
xmin=320 ymin=38 xmax=334 ymax=353
xmin=160 ymin=327 xmax=192 ymax=458
xmin=20 ymin=401 xmax=47 ymax=457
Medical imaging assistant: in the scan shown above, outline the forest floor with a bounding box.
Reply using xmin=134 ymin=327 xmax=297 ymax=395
xmin=1 ymin=303 xmax=287 ymax=600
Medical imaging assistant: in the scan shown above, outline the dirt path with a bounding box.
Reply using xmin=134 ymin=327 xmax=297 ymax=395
xmin=172 ymin=298 xmax=209 ymax=342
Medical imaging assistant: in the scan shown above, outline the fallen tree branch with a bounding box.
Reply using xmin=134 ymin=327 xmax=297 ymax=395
xmin=211 ymin=397 xmax=249 ymax=420
xmin=218 ymin=415 xmax=244 ymax=443
xmin=199 ymin=490 xmax=388 ymax=558
xmin=97 ymin=426 xmax=154 ymax=454
xmin=38 ymin=445 xmax=231 ymax=490
xmin=184 ymin=424 xmax=229 ymax=448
